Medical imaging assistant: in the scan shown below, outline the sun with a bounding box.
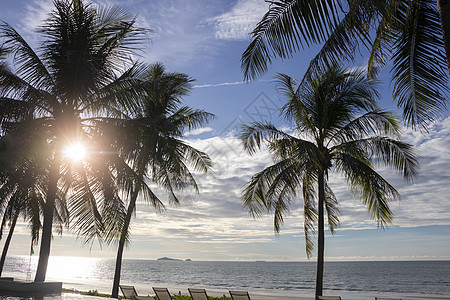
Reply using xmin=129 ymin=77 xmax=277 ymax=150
xmin=62 ymin=142 xmax=87 ymax=162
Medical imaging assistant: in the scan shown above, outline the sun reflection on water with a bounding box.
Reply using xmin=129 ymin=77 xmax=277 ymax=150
xmin=46 ymin=256 xmax=99 ymax=282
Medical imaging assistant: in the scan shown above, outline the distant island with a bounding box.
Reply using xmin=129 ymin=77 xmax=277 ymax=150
xmin=156 ymin=257 xmax=192 ymax=261
xmin=157 ymin=257 xmax=181 ymax=261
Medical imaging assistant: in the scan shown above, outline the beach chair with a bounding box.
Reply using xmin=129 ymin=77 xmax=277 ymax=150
xmin=375 ymin=298 xmax=402 ymax=300
xmin=153 ymin=287 xmax=173 ymax=300
xmin=317 ymin=296 xmax=342 ymax=300
xmin=229 ymin=290 xmax=251 ymax=300
xmin=119 ymin=285 xmax=154 ymax=300
xmin=189 ymin=288 xmax=209 ymax=300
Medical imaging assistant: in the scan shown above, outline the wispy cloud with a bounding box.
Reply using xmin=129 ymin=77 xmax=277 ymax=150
xmin=205 ymin=0 xmax=269 ymax=40
xmin=185 ymin=127 xmax=214 ymax=136
xmin=14 ymin=0 xmax=53 ymax=44
xmin=193 ymin=81 xmax=245 ymax=88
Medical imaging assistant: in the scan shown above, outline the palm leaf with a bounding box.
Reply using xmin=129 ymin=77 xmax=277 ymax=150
xmin=241 ymin=0 xmax=340 ymax=80
xmin=390 ymin=0 xmax=449 ymax=127
xmin=0 ymin=22 xmax=53 ymax=90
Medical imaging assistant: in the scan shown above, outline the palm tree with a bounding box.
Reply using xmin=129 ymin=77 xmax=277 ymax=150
xmin=0 ymin=130 xmax=72 ymax=276
xmin=0 ymin=0 xmax=148 ymax=282
xmin=108 ymin=63 xmax=214 ymax=298
xmin=241 ymin=0 xmax=449 ymax=128
xmin=0 ymin=156 xmax=44 ymax=276
xmin=241 ymin=65 xmax=418 ymax=299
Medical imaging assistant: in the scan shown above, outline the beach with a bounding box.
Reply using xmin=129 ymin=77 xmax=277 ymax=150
xmin=4 ymin=273 xmax=450 ymax=300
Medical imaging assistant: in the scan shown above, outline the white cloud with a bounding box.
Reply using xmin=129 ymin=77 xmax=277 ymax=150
xmin=206 ymin=0 xmax=269 ymax=40
xmin=129 ymin=117 xmax=450 ymax=246
xmin=17 ymin=0 xmax=53 ymax=43
xmin=185 ymin=127 xmax=214 ymax=136
xmin=193 ymin=81 xmax=245 ymax=88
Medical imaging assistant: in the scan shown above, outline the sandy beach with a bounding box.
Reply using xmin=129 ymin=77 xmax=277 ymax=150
xmin=5 ymin=270 xmax=450 ymax=300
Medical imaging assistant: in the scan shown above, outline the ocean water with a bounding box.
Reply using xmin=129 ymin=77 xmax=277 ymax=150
xmin=2 ymin=256 xmax=450 ymax=299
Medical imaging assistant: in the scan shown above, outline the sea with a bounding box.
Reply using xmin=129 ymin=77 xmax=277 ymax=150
xmin=1 ymin=256 xmax=450 ymax=300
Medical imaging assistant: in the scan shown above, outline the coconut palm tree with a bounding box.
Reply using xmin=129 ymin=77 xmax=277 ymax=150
xmin=0 ymin=130 xmax=71 ymax=276
xmin=241 ymin=65 xmax=418 ymax=299
xmin=0 ymin=160 xmax=42 ymax=276
xmin=241 ymin=0 xmax=449 ymax=128
xmin=0 ymin=0 xmax=148 ymax=282
xmin=108 ymin=63 xmax=214 ymax=298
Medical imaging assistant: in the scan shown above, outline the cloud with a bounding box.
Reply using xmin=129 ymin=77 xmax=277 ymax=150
xmin=16 ymin=0 xmax=53 ymax=43
xmin=126 ymin=0 xmax=222 ymax=69
xmin=185 ymin=127 xmax=214 ymax=136
xmin=193 ymin=81 xmax=245 ymax=88
xmin=130 ymin=117 xmax=450 ymax=244
xmin=7 ymin=96 xmax=450 ymax=260
xmin=206 ymin=0 xmax=269 ymax=40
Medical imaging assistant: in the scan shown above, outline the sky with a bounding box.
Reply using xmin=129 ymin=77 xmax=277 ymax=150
xmin=1 ymin=0 xmax=450 ymax=262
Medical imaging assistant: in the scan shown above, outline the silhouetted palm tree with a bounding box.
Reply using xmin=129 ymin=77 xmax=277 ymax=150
xmin=108 ymin=63 xmax=213 ymax=298
xmin=0 ymin=159 xmax=42 ymax=276
xmin=0 ymin=0 xmax=148 ymax=282
xmin=241 ymin=65 xmax=418 ymax=299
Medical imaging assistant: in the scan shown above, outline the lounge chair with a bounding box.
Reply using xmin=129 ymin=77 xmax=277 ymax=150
xmin=119 ymin=285 xmax=154 ymax=300
xmin=317 ymin=296 xmax=342 ymax=300
xmin=375 ymin=298 xmax=402 ymax=300
xmin=153 ymin=287 xmax=173 ymax=300
xmin=229 ymin=290 xmax=251 ymax=300
xmin=189 ymin=288 xmax=209 ymax=300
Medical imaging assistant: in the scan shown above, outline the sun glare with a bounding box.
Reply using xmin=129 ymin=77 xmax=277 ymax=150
xmin=63 ymin=142 xmax=86 ymax=162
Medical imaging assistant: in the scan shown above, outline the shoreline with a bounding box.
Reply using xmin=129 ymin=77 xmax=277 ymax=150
xmin=4 ymin=271 xmax=450 ymax=300
xmin=59 ymin=288 xmax=450 ymax=300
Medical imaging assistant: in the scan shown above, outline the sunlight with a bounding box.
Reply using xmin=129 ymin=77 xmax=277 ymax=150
xmin=46 ymin=256 xmax=98 ymax=282
xmin=62 ymin=142 xmax=86 ymax=162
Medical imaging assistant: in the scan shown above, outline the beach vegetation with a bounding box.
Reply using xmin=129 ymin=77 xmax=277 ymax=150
xmin=241 ymin=64 xmax=418 ymax=299
xmin=109 ymin=63 xmax=213 ymax=298
xmin=241 ymin=0 xmax=449 ymax=129
xmin=0 ymin=156 xmax=54 ymax=276
xmin=0 ymin=0 xmax=148 ymax=282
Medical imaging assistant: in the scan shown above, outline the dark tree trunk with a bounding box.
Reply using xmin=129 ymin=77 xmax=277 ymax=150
xmin=315 ymin=170 xmax=325 ymax=299
xmin=0 ymin=212 xmax=18 ymax=276
xmin=34 ymin=156 xmax=60 ymax=282
xmin=111 ymin=188 xmax=139 ymax=298
xmin=437 ymin=0 xmax=450 ymax=76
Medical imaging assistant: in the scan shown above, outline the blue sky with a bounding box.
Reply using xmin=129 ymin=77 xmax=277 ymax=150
xmin=1 ymin=0 xmax=450 ymax=262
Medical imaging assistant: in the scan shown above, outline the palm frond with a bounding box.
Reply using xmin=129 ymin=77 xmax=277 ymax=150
xmin=302 ymin=170 xmax=317 ymax=257
xmin=335 ymin=152 xmax=400 ymax=227
xmin=329 ymin=110 xmax=400 ymax=146
xmin=241 ymin=0 xmax=340 ymax=80
xmin=324 ymin=183 xmax=340 ymax=233
xmin=367 ymin=0 xmax=403 ymax=75
xmin=301 ymin=0 xmax=378 ymax=84
xmin=390 ymin=0 xmax=449 ymax=127
xmin=241 ymin=122 xmax=294 ymax=155
xmin=343 ymin=136 xmax=419 ymax=180
xmin=243 ymin=157 xmax=301 ymax=221
xmin=0 ymin=22 xmax=53 ymax=90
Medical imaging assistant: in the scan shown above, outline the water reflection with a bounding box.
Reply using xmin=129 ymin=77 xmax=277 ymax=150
xmin=45 ymin=256 xmax=98 ymax=282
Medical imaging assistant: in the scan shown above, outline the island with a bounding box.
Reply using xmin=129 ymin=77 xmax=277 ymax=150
xmin=157 ymin=257 xmax=182 ymax=261
xmin=156 ymin=257 xmax=192 ymax=261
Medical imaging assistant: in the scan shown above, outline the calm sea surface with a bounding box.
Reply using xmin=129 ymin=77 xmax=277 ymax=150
xmin=2 ymin=256 xmax=450 ymax=299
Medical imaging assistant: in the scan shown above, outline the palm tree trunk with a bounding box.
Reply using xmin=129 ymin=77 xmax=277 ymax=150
xmin=315 ymin=170 xmax=325 ymax=299
xmin=0 ymin=211 xmax=19 ymax=276
xmin=437 ymin=0 xmax=450 ymax=76
xmin=111 ymin=187 xmax=140 ymax=298
xmin=34 ymin=156 xmax=60 ymax=282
